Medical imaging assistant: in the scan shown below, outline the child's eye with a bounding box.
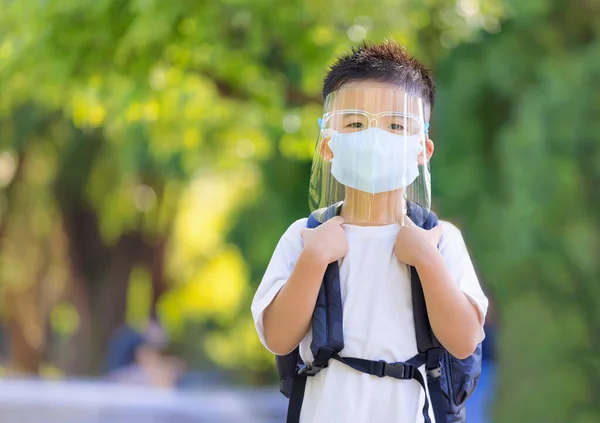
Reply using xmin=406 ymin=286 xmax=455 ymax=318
xmin=346 ymin=122 xmax=364 ymax=129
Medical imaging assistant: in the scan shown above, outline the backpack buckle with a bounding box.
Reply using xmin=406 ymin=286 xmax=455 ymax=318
xmin=377 ymin=361 xmax=415 ymax=380
xmin=297 ymin=363 xmax=326 ymax=377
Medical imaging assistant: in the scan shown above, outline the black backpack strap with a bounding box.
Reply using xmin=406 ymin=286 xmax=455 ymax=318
xmin=411 ymin=262 xmax=447 ymax=423
xmin=307 ymin=204 xmax=344 ymax=363
xmin=287 ymin=373 xmax=308 ymax=423
xmin=407 ymin=349 xmax=446 ymax=423
xmin=286 ymin=204 xmax=344 ymax=423
xmin=426 ymin=351 xmax=447 ymax=423
xmin=411 ymin=264 xmax=442 ymax=351
xmin=408 ymin=203 xmax=441 ymax=352
xmin=407 ymin=204 xmax=448 ymax=423
xmin=332 ymin=352 xmax=433 ymax=423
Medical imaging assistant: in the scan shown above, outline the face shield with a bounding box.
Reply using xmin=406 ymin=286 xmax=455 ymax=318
xmin=308 ymin=82 xmax=432 ymax=225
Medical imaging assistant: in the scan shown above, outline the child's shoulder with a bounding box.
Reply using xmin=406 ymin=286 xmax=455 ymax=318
xmin=438 ymin=219 xmax=468 ymax=251
xmin=439 ymin=219 xmax=462 ymax=238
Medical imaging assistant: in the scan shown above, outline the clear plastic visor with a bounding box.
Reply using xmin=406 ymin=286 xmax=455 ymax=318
xmin=308 ymin=81 xmax=431 ymax=225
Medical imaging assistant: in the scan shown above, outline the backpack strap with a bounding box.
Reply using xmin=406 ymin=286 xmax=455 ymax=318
xmin=290 ymin=351 xmax=435 ymax=423
xmin=287 ymin=372 xmax=308 ymax=423
xmin=407 ymin=349 xmax=447 ymax=423
xmin=409 ymin=205 xmax=442 ymax=351
xmin=332 ymin=352 xmax=434 ymax=423
xmin=408 ymin=205 xmax=448 ymax=423
xmin=307 ymin=202 xmax=344 ymax=364
xmin=287 ymin=203 xmax=343 ymax=423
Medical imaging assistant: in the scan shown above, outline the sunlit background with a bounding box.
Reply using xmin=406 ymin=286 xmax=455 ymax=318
xmin=0 ymin=0 xmax=598 ymax=422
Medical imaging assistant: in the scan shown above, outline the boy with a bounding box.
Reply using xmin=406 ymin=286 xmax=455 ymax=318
xmin=252 ymin=41 xmax=488 ymax=423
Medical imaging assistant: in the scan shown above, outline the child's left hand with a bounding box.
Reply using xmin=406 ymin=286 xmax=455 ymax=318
xmin=394 ymin=218 xmax=443 ymax=268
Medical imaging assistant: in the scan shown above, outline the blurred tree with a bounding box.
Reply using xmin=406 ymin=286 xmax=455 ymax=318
xmin=0 ymin=0 xmax=505 ymax=376
xmin=433 ymin=0 xmax=600 ymax=421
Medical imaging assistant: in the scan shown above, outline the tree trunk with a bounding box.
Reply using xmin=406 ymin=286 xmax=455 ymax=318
xmin=4 ymin=286 xmax=43 ymax=375
xmin=60 ymin=205 xmax=151 ymax=375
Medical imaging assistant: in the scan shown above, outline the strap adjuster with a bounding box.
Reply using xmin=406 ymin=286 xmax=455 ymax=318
xmin=426 ymin=365 xmax=442 ymax=380
xmin=297 ymin=363 xmax=326 ymax=377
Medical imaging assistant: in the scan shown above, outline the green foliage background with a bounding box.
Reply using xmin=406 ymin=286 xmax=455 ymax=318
xmin=0 ymin=0 xmax=598 ymax=420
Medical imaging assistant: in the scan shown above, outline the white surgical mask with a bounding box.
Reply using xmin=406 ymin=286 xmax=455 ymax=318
xmin=327 ymin=128 xmax=422 ymax=194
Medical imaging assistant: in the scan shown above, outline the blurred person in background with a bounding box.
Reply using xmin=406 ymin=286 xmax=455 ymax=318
xmin=0 ymin=327 xmax=6 ymax=370
xmin=105 ymin=317 xmax=186 ymax=389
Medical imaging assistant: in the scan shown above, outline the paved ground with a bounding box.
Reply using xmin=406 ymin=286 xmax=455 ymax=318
xmin=0 ymin=379 xmax=288 ymax=423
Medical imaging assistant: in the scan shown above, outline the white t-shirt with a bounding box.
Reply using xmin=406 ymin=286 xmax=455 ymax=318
xmin=251 ymin=219 xmax=488 ymax=423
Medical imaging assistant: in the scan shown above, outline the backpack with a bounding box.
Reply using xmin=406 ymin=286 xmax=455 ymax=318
xmin=275 ymin=202 xmax=482 ymax=423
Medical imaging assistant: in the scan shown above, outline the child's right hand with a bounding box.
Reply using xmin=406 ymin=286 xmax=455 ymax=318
xmin=300 ymin=216 xmax=348 ymax=264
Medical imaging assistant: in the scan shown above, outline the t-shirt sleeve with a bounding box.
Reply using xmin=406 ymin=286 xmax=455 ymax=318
xmin=250 ymin=218 xmax=307 ymax=353
xmin=438 ymin=221 xmax=489 ymax=343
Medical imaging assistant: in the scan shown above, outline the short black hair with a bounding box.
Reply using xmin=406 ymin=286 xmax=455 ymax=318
xmin=323 ymin=40 xmax=436 ymax=114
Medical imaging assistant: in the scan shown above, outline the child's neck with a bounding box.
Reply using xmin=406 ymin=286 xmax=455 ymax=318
xmin=340 ymin=189 xmax=406 ymax=225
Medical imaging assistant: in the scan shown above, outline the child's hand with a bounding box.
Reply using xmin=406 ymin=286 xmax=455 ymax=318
xmin=301 ymin=216 xmax=348 ymax=265
xmin=394 ymin=218 xmax=443 ymax=268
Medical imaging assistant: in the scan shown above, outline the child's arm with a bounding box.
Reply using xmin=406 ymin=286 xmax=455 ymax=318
xmin=414 ymin=251 xmax=482 ymax=359
xmin=262 ymin=216 xmax=348 ymax=355
xmin=395 ymin=220 xmax=486 ymax=360
xmin=262 ymin=248 xmax=329 ymax=355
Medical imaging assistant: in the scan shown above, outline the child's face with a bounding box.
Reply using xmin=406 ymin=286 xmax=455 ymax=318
xmin=320 ymin=80 xmax=434 ymax=164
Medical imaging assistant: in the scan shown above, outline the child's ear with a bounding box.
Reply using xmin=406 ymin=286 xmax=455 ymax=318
xmin=418 ymin=138 xmax=434 ymax=165
xmin=320 ymin=136 xmax=334 ymax=161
